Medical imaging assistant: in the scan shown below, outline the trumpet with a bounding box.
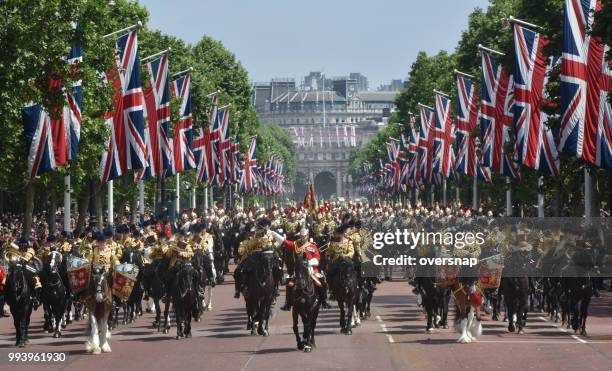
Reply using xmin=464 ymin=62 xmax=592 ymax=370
xmin=3 ymin=250 xmax=23 ymax=264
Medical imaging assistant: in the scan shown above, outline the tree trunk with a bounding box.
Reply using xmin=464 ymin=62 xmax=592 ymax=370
xmin=95 ymin=180 xmax=104 ymax=230
xmin=130 ymin=192 xmax=138 ymax=225
xmin=22 ymin=181 xmax=35 ymax=240
xmin=76 ymin=184 xmax=90 ymax=232
xmin=48 ymin=187 xmax=57 ymax=236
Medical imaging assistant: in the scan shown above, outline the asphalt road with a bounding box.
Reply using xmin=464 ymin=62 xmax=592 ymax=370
xmin=0 ymin=269 xmax=611 ymax=371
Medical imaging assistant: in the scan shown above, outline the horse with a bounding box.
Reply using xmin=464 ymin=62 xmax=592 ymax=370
xmin=416 ymin=276 xmax=451 ymax=333
xmin=291 ymin=254 xmax=320 ymax=352
xmin=143 ymin=258 xmax=168 ymax=331
xmin=41 ymin=251 xmax=68 ymax=338
xmin=500 ymin=252 xmax=531 ymax=334
xmin=5 ymin=260 xmax=33 ymax=347
xmin=356 ymin=277 xmax=378 ymax=320
xmin=191 ymin=249 xmax=215 ymax=320
xmin=121 ymin=247 xmax=145 ymax=325
xmin=242 ymin=249 xmax=279 ymax=336
xmin=451 ymin=275 xmax=483 ymax=344
xmin=170 ymin=261 xmax=198 ymax=339
xmin=82 ymin=266 xmax=113 ymax=354
xmin=329 ymin=256 xmax=358 ymax=335
xmin=561 ymin=247 xmax=597 ymax=336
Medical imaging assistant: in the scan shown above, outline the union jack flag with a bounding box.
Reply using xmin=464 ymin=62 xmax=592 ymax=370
xmin=230 ymin=137 xmax=241 ymax=183
xmin=217 ymin=108 xmax=232 ymax=184
xmin=512 ymin=23 xmax=560 ymax=176
xmin=240 ymin=136 xmax=258 ymax=193
xmin=193 ymin=128 xmax=211 ymax=184
xmin=454 ymin=74 xmax=478 ymax=177
xmin=433 ymin=93 xmax=456 ymax=179
xmin=23 ymin=43 xmax=83 ymax=179
xmin=138 ymin=53 xmax=172 ymax=180
xmin=398 ymin=133 xmax=410 ymax=186
xmin=480 ymin=50 xmax=520 ymax=178
xmin=206 ymin=94 xmax=220 ymax=185
xmin=407 ymin=117 xmax=420 ymax=188
xmin=170 ymin=71 xmax=195 ymax=174
xmin=100 ymin=31 xmax=147 ymax=183
xmin=559 ymin=0 xmax=612 ymax=169
xmin=386 ymin=139 xmax=401 ymax=190
xmin=418 ymin=106 xmax=435 ymax=185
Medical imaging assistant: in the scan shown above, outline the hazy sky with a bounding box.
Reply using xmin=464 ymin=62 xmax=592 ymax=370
xmin=142 ymin=0 xmax=490 ymax=88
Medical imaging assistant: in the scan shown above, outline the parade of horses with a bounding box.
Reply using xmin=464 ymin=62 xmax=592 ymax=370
xmin=1 ymin=0 xmax=612 ymax=369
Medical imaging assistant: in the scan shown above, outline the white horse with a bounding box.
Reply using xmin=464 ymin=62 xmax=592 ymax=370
xmin=454 ymin=282 xmax=482 ymax=344
xmin=83 ymin=267 xmax=113 ymax=354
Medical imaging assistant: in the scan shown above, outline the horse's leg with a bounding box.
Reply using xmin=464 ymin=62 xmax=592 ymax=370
xmin=339 ymin=301 xmax=346 ymax=334
xmin=163 ymin=298 xmax=171 ymax=334
xmin=12 ymin=311 xmax=21 ymax=346
xmin=345 ymin=301 xmax=353 ymax=335
xmin=206 ymin=286 xmax=214 ymax=311
xmin=153 ymin=298 xmax=161 ymax=330
xmin=519 ymin=296 xmax=528 ymax=334
xmin=507 ymin=300 xmax=516 ymax=333
xmin=310 ymin=307 xmax=319 ymax=348
xmin=292 ymin=309 xmax=303 ymax=350
xmin=457 ymin=309 xmax=471 ymax=343
xmin=301 ymin=312 xmax=312 ymax=352
xmin=100 ymin=309 xmax=112 ymax=353
xmin=580 ymin=296 xmax=590 ymax=336
xmin=87 ymin=312 xmax=101 ymax=354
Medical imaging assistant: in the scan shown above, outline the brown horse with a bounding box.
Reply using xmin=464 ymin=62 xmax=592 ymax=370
xmin=82 ymin=266 xmax=113 ymax=354
xmin=451 ymin=278 xmax=483 ymax=343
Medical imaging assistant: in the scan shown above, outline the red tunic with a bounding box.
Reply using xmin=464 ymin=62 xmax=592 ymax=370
xmin=283 ymin=240 xmax=320 ymax=274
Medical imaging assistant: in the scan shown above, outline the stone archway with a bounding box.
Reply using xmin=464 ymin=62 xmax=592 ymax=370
xmin=314 ymin=171 xmax=336 ymax=199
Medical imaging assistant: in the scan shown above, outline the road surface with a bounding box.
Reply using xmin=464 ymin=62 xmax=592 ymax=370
xmin=1 ymin=269 xmax=611 ymax=371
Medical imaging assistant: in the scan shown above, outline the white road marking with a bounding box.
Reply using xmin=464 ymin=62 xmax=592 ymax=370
xmin=375 ymin=315 xmax=382 ymax=323
xmin=537 ymin=316 xmax=587 ymax=344
xmin=386 ymin=334 xmax=395 ymax=343
xmin=375 ymin=314 xmax=394 ymax=343
xmin=380 ymin=324 xmax=388 ymax=332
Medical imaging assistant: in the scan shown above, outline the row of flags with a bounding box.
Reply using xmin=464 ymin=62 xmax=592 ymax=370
xmin=292 ymin=125 xmax=357 ymax=147
xmin=360 ymin=0 xmax=610 ymax=194
xmin=22 ymin=25 xmax=285 ymax=195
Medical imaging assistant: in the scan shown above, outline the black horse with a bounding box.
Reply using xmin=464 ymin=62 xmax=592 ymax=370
xmin=329 ymin=256 xmax=358 ymax=335
xmin=417 ymin=276 xmax=451 ymax=332
xmin=242 ymin=249 xmax=279 ymax=336
xmin=41 ymin=251 xmax=68 ymax=338
xmin=170 ymin=261 xmax=198 ymax=339
xmin=291 ymin=254 xmax=320 ymax=352
xmin=500 ymin=251 xmax=531 ymax=334
xmin=121 ymin=247 xmax=145 ymax=325
xmin=5 ymin=261 xmax=34 ymax=347
xmin=143 ymin=258 xmax=167 ymax=331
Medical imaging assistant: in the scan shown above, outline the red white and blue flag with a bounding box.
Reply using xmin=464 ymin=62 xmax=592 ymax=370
xmin=512 ymin=23 xmax=560 ymax=176
xmin=100 ymin=31 xmax=147 ymax=183
xmin=418 ymin=106 xmax=435 ymax=185
xmin=193 ymin=128 xmax=211 ymax=184
xmin=217 ymin=108 xmax=232 ymax=184
xmin=454 ymin=74 xmax=478 ymax=177
xmin=240 ymin=136 xmax=258 ymax=193
xmin=433 ymin=93 xmax=456 ymax=179
xmin=23 ymin=43 xmax=83 ymax=179
xmin=480 ymin=49 xmax=520 ymax=178
xmin=407 ymin=117 xmax=420 ymax=188
xmin=170 ymin=71 xmax=195 ymax=174
xmin=139 ymin=53 xmax=172 ymax=180
xmin=559 ymin=0 xmax=612 ymax=168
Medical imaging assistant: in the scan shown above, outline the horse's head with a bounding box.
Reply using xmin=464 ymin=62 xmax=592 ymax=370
xmin=47 ymin=250 xmax=62 ymax=274
xmin=293 ymin=254 xmax=312 ymax=294
xmin=91 ymin=266 xmax=109 ymax=303
xmin=337 ymin=256 xmax=356 ymax=286
xmin=177 ymin=262 xmax=195 ymax=298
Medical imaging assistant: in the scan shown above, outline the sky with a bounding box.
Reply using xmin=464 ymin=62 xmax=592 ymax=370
xmin=142 ymin=0 xmax=490 ymax=89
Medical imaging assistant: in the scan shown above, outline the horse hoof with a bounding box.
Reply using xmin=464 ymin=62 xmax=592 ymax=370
xmin=101 ymin=344 xmax=112 ymax=353
xmin=297 ymin=342 xmax=304 ymax=350
xmin=163 ymin=329 xmax=169 ymax=334
xmin=304 ymin=345 xmax=312 ymax=353
xmin=262 ymin=330 xmax=269 ymax=337
xmin=206 ymin=305 xmax=213 ymax=311
xmin=186 ymin=333 xmax=192 ymax=338
xmin=426 ymin=328 xmax=434 ymax=334
xmin=346 ymin=329 xmax=352 ymax=335
xmin=53 ymin=333 xmax=60 ymax=338
xmin=92 ymin=347 xmax=101 ymax=355
xmin=443 ymin=325 xmax=449 ymax=329
xmin=18 ymin=342 xmax=26 ymax=348
xmin=457 ymin=336 xmax=471 ymax=344
xmin=176 ymin=336 xmax=181 ymax=340
xmin=508 ymin=325 xmax=516 ymax=333
xmin=580 ymin=329 xmax=587 ymax=337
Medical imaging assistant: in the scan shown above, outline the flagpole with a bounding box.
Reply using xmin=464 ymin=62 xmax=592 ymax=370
xmin=442 ymin=179 xmax=447 ymax=205
xmin=584 ymin=167 xmax=592 ymax=219
xmin=191 ymin=185 xmax=196 ymax=210
xmin=455 ymin=184 xmax=460 ymax=205
xmin=175 ymin=173 xmax=180 ymax=217
xmin=210 ymin=186 xmax=214 ymax=210
xmin=505 ymin=177 xmax=512 ymax=216
xmin=63 ymin=173 xmax=71 ymax=232
xmin=472 ymin=175 xmax=478 ymax=211
xmin=204 ymin=186 xmax=209 ymax=211
xmin=139 ymin=180 xmax=145 ymax=225
xmin=108 ymin=180 xmax=114 ymax=228
xmin=430 ymin=185 xmax=435 ymax=206
xmin=537 ymin=176 xmax=544 ymax=218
